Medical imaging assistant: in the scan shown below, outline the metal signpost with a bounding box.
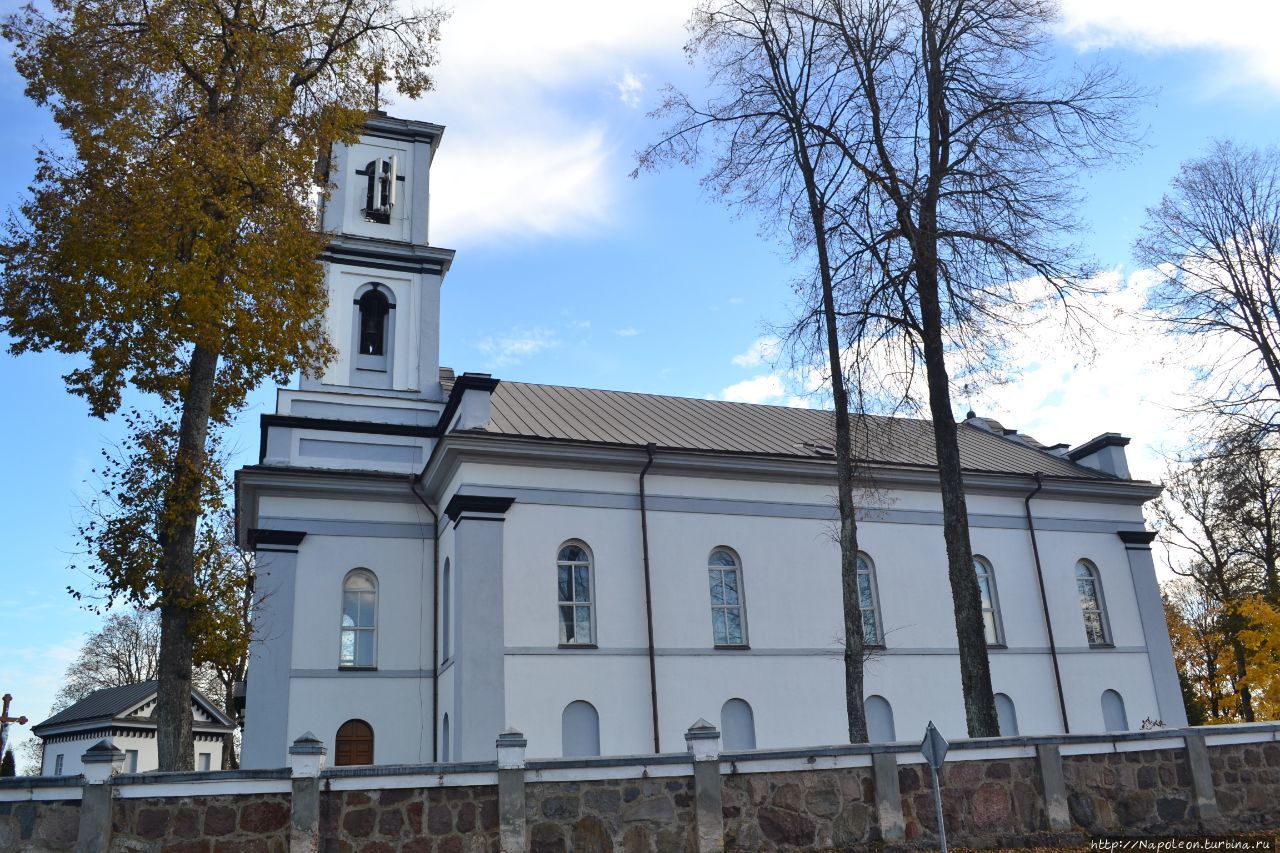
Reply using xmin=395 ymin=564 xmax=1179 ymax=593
xmin=921 ymin=721 xmax=950 ymax=853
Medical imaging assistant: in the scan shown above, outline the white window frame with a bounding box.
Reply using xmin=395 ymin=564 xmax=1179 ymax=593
xmin=857 ymin=552 xmax=884 ymax=646
xmin=197 ymin=752 xmax=211 ymax=772
xmin=340 ymin=569 xmax=379 ymax=668
xmin=1076 ymin=559 xmax=1111 ymax=646
xmin=557 ymin=541 xmax=595 ymax=646
xmin=54 ymin=754 xmax=63 ymax=775
xmin=974 ymin=556 xmax=1005 ymax=645
xmin=125 ymin=749 xmax=138 ymax=773
xmin=708 ymin=547 xmax=748 ymax=647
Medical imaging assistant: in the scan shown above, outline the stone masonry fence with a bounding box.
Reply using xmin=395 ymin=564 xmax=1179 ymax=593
xmin=0 ymin=721 xmax=1277 ymax=852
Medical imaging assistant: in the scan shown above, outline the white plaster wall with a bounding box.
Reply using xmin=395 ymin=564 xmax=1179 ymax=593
xmin=288 ymin=677 xmax=434 ymax=766
xmin=41 ymin=734 xmax=223 ymax=775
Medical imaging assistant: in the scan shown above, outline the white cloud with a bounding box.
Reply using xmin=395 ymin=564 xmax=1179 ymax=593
xmin=1058 ymin=0 xmax=1280 ymax=92
xmin=614 ymin=326 xmax=640 ymax=337
xmin=720 ymin=374 xmax=786 ymax=404
xmin=616 ymin=70 xmax=645 ymax=108
xmin=384 ymin=0 xmax=694 ymax=245
xmin=476 ymin=327 xmax=560 ymax=368
xmin=732 ymin=336 xmax=782 ymax=368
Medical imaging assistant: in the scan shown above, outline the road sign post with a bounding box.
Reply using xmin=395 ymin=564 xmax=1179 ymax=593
xmin=921 ymin=721 xmax=949 ymax=853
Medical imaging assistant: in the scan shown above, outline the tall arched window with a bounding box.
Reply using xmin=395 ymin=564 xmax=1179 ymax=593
xmin=721 ymin=698 xmax=756 ymax=750
xmin=865 ymin=694 xmax=896 ymax=742
xmin=975 ymin=557 xmax=1004 ymax=645
xmin=335 ymin=719 xmax=374 ymax=766
xmin=857 ymin=553 xmax=883 ymax=645
xmin=562 ymin=701 xmax=600 ymax=757
xmin=341 ymin=570 xmax=377 ymax=668
xmin=441 ymin=714 xmax=451 ymax=763
xmin=1076 ymin=560 xmax=1110 ymax=646
xmin=442 ymin=558 xmax=452 ymax=661
xmin=709 ymin=548 xmax=746 ymax=646
xmin=557 ymin=542 xmax=594 ymax=645
xmin=357 ymin=286 xmax=391 ymax=356
xmin=1102 ymin=689 xmax=1128 ymax=732
xmin=995 ymin=693 xmax=1019 ymax=736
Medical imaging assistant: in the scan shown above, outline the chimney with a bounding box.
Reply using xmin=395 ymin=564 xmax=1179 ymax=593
xmin=449 ymin=372 xmax=499 ymax=432
xmin=1067 ymin=433 xmax=1131 ymax=479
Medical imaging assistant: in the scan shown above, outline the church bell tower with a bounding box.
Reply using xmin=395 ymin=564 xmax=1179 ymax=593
xmin=302 ymin=113 xmax=456 ymax=402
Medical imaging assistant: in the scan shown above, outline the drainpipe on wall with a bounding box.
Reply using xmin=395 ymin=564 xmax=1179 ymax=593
xmin=1024 ymin=473 xmax=1070 ymax=734
xmin=638 ymin=443 xmax=661 ymax=753
xmin=410 ymin=478 xmax=441 ymax=762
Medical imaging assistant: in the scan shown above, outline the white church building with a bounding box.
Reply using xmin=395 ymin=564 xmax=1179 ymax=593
xmin=236 ymin=113 xmax=1185 ymax=770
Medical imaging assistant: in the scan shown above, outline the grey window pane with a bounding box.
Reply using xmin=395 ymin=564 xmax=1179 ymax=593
xmin=560 ymin=605 xmax=575 ymax=643
xmin=1078 ymin=580 xmax=1099 ymax=610
xmin=355 ymin=631 xmax=373 ymax=667
xmin=723 ymin=571 xmax=739 ymax=605
xmin=983 ymin=611 xmax=997 ymax=644
xmin=858 ymin=574 xmax=872 ymax=609
xmin=709 ymin=571 xmax=724 ymax=604
xmin=559 ymin=545 xmax=587 ymax=563
xmin=862 ymin=610 xmax=878 ymax=644
xmin=576 ymin=606 xmax=592 ymax=641
xmin=1084 ymin=612 xmax=1105 ymax=644
xmin=977 ymin=576 xmax=991 ymax=605
xmin=726 ymin=609 xmax=743 ymax=644
xmin=359 ymin=592 xmax=375 ymax=628
xmin=575 ymin=566 xmax=590 ymax=602
xmin=709 ymin=550 xmax=736 ymax=568
xmin=340 ymin=630 xmax=355 ymax=664
xmin=712 ymin=608 xmax=727 ymax=645
xmin=559 ymin=567 xmax=572 ymax=603
xmin=342 ymin=594 xmax=359 ymax=628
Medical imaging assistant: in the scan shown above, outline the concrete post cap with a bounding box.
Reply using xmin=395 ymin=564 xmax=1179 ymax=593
xmin=289 ymin=731 xmax=327 ymax=755
xmin=496 ymin=728 xmax=527 ymax=748
xmin=81 ymin=739 xmax=126 ymax=763
xmin=684 ymin=719 xmax=720 ymax=740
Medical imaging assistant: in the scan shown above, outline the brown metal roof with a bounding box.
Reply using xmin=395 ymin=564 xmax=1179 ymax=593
xmin=474 ymin=380 xmax=1113 ymax=480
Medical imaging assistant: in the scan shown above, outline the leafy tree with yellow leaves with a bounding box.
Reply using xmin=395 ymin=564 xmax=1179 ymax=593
xmin=1238 ymin=596 xmax=1280 ymax=720
xmin=0 ymin=0 xmax=445 ymax=770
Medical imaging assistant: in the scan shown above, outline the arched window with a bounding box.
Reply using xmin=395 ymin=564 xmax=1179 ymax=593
xmin=562 ymin=700 xmax=600 ymax=757
xmin=721 ymin=698 xmax=756 ymax=750
xmin=442 ymin=558 xmax=452 ymax=661
xmin=995 ymin=693 xmax=1019 ymax=736
xmin=335 ymin=719 xmax=374 ymax=766
xmin=865 ymin=694 xmax=896 ymax=742
xmin=357 ymin=286 xmax=391 ymax=356
xmin=975 ymin=557 xmax=1004 ymax=645
xmin=709 ymin=548 xmax=746 ymax=646
xmin=441 ymin=714 xmax=451 ymax=763
xmin=857 ymin=553 xmax=883 ymax=645
xmin=1076 ymin=560 xmax=1110 ymax=646
xmin=557 ymin=542 xmax=594 ymax=645
xmin=340 ymin=570 xmax=377 ymax=668
xmin=1102 ymin=689 xmax=1128 ymax=732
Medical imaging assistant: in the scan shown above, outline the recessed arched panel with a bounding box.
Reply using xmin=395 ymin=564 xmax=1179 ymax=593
xmin=865 ymin=694 xmax=896 ymax=743
xmin=562 ymin=700 xmax=601 ymax=758
xmin=721 ymin=698 xmax=757 ymax=750
xmin=335 ymin=719 xmax=374 ymax=766
xmin=442 ymin=558 xmax=452 ymax=661
xmin=441 ymin=713 xmax=451 ymax=763
xmin=995 ymin=693 xmax=1020 ymax=736
xmin=1102 ymin=689 xmax=1128 ymax=732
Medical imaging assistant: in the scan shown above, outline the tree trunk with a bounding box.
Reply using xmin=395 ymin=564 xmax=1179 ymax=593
xmin=222 ymin=678 xmax=239 ymax=770
xmin=916 ymin=267 xmax=1000 ymax=738
xmin=156 ymin=343 xmax=219 ymax=771
xmin=1230 ymin=636 xmax=1255 ymax=722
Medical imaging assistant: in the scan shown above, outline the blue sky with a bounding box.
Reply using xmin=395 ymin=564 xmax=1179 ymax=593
xmin=2 ymin=1 xmax=1279 ymax=755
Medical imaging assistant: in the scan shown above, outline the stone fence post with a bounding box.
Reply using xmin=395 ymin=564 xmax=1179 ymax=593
xmin=76 ymin=739 xmax=124 ymax=853
xmin=496 ymin=728 xmax=527 ymax=853
xmin=289 ymin=732 xmax=326 ymax=853
xmin=870 ymin=751 xmax=905 ymax=842
xmin=685 ymin=719 xmax=725 ymax=853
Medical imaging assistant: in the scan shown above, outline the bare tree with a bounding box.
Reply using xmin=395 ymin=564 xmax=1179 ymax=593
xmin=797 ymin=0 xmax=1141 ymax=736
xmin=1139 ymin=141 xmax=1280 ymax=438
xmin=637 ymin=0 xmax=873 ymax=740
xmin=51 ymin=609 xmax=163 ymax=713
